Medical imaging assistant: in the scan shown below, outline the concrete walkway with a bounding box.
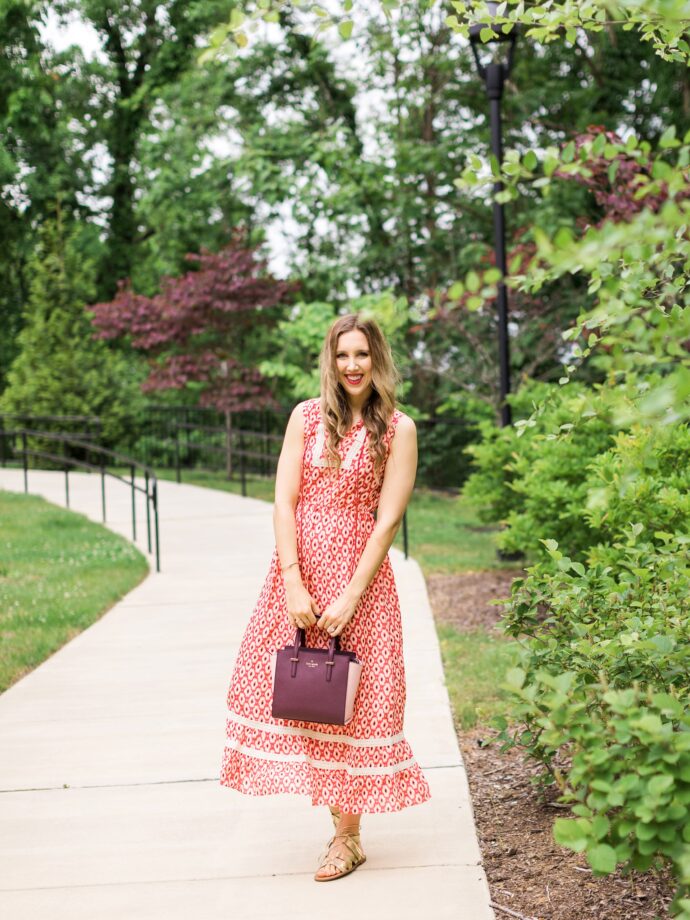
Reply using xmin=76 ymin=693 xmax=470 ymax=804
xmin=0 ymin=468 xmax=494 ymax=920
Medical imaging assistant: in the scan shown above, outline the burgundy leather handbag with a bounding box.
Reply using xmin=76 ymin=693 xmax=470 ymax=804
xmin=269 ymin=627 xmax=363 ymax=725
xmin=269 ymin=419 xmax=366 ymax=726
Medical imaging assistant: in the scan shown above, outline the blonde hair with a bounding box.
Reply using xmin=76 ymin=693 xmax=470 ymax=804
xmin=318 ymin=313 xmax=402 ymax=474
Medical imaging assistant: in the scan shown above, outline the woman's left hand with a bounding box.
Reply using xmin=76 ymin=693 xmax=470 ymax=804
xmin=317 ymin=592 xmax=358 ymax=637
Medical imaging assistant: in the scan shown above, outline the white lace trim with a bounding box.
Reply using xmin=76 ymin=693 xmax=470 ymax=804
xmin=310 ymin=419 xmax=368 ymax=469
xmin=227 ymin=711 xmax=406 ymax=748
xmin=223 ymin=737 xmax=418 ymax=776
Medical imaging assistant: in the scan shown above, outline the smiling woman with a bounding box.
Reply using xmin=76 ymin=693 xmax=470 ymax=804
xmin=219 ymin=312 xmax=431 ymax=882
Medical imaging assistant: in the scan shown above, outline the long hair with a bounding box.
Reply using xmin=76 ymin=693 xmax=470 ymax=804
xmin=318 ymin=313 xmax=402 ymax=474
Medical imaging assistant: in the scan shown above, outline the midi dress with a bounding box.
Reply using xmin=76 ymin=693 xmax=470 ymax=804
xmin=219 ymin=396 xmax=432 ymax=813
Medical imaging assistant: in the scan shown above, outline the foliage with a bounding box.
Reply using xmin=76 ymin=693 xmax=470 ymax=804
xmin=585 ymin=423 xmax=690 ymax=563
xmin=54 ymin=0 xmax=236 ymax=296
xmin=5 ymin=0 xmax=690 ymax=424
xmin=201 ymin=1 xmax=690 ymax=75
xmin=462 ymin=378 xmax=617 ymax=561
xmin=90 ymin=231 xmax=298 ymax=412
xmin=446 ymin=0 xmax=690 ymax=64
xmin=258 ymin=301 xmax=350 ymax=401
xmin=458 ymin=117 xmax=690 ymax=554
xmin=415 ymin=415 xmax=482 ymax=489
xmin=193 ymin=0 xmax=690 ymax=417
xmin=0 ymin=214 xmax=147 ymax=447
xmin=456 ymin=125 xmax=690 ymax=428
xmin=440 ymin=8 xmax=690 ymax=908
xmin=494 ymin=531 xmax=690 ymax=909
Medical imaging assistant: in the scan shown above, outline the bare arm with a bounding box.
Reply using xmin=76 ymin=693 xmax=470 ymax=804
xmin=273 ymin=402 xmax=321 ymax=627
xmin=317 ymin=414 xmax=417 ymax=636
xmin=273 ymin=402 xmax=305 ymax=581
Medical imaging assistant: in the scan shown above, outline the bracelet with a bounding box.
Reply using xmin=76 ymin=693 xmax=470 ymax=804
xmin=281 ymin=561 xmax=300 ymax=573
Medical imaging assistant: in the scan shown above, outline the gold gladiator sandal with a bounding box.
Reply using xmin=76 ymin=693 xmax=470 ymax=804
xmin=314 ymin=827 xmax=366 ymax=882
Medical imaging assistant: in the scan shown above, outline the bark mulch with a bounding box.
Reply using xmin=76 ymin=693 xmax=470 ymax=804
xmin=426 ymin=569 xmax=678 ymax=920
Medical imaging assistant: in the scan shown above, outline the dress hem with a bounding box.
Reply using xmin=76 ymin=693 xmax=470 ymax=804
xmin=219 ymin=748 xmax=432 ymax=814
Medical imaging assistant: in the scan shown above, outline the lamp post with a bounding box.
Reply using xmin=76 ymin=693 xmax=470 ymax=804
xmin=469 ymin=3 xmax=518 ymax=428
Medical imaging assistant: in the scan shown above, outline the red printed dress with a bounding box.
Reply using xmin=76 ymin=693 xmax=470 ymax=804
xmin=219 ymin=396 xmax=432 ymax=813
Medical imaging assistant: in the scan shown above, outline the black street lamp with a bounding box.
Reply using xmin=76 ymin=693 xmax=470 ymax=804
xmin=469 ymin=3 xmax=518 ymax=428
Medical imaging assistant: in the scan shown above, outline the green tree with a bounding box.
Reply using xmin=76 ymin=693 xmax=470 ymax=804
xmin=0 ymin=211 xmax=146 ymax=446
xmin=55 ymin=0 xmax=237 ymax=296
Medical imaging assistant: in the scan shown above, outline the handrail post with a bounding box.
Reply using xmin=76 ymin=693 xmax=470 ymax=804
xmin=145 ymin=469 xmax=152 ymax=553
xmin=22 ymin=430 xmax=28 ymax=493
xmin=175 ymin=427 xmax=181 ymax=484
xmin=65 ymin=466 xmax=70 ymax=508
xmin=130 ymin=463 xmax=137 ymax=541
xmin=152 ymin=477 xmax=161 ymax=572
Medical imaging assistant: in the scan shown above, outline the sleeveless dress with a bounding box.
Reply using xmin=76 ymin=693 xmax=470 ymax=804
xmin=219 ymin=397 xmax=432 ymax=813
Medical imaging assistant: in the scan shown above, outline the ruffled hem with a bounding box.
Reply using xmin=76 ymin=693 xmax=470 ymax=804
xmin=219 ymin=747 xmax=432 ymax=814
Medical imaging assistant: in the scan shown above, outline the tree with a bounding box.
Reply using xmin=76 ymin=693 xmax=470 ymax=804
xmin=90 ymin=229 xmax=298 ymax=411
xmin=0 ymin=210 xmax=146 ymax=446
xmin=55 ymin=0 xmax=236 ymax=295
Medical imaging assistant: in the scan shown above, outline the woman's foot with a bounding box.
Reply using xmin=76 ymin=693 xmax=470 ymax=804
xmin=314 ymin=817 xmax=366 ymax=881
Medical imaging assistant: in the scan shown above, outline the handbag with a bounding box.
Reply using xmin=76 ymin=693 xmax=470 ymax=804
xmin=269 ymin=419 xmax=367 ymax=725
xmin=269 ymin=628 xmax=363 ymax=725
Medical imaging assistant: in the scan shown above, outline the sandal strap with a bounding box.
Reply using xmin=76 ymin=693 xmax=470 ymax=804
xmin=317 ymin=833 xmax=365 ymax=872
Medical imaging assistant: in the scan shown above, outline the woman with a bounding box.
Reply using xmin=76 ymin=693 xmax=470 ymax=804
xmin=219 ymin=312 xmax=432 ymax=881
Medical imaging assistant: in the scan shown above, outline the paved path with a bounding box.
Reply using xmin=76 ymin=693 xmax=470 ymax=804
xmin=0 ymin=468 xmax=494 ymax=920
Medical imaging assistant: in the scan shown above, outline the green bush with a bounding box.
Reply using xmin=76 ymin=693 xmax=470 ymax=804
xmin=0 ymin=218 xmax=148 ymax=454
xmin=585 ymin=423 xmax=690 ymax=563
xmin=462 ymin=378 xmax=617 ymax=563
xmin=493 ymin=530 xmax=690 ymax=908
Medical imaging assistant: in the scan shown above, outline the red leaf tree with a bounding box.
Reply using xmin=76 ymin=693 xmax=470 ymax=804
xmin=90 ymin=229 xmax=299 ymax=413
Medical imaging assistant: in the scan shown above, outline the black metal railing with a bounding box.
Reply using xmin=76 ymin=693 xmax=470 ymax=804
xmin=0 ymin=426 xmax=161 ymax=573
xmin=132 ymin=406 xmax=412 ymax=558
xmin=132 ymin=404 xmax=477 ymax=492
xmin=134 ymin=405 xmax=285 ymax=484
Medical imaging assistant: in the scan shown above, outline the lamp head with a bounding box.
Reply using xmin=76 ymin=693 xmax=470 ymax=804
xmin=469 ymin=2 xmax=518 ymax=80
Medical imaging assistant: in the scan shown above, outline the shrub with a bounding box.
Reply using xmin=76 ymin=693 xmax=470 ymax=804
xmin=493 ymin=530 xmax=690 ymax=908
xmin=462 ymin=378 xmax=617 ymax=563
xmin=585 ymin=423 xmax=690 ymax=562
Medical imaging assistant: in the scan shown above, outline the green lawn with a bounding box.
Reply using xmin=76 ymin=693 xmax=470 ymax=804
xmin=437 ymin=623 xmax=521 ymax=730
xmin=0 ymin=490 xmax=149 ymax=693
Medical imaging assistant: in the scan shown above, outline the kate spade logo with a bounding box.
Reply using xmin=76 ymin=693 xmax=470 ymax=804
xmin=305 ymin=660 xmax=319 ymax=668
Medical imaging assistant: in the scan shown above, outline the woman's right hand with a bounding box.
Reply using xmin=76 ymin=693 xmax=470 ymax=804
xmin=285 ymin=581 xmax=320 ymax=630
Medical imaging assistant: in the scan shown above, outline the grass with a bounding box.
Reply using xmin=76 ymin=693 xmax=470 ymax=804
xmin=396 ymin=487 xmax=509 ymax=574
xmin=436 ymin=623 xmax=522 ymax=730
xmin=0 ymin=490 xmax=149 ymax=693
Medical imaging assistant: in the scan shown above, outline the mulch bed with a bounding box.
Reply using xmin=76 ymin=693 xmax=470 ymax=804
xmin=426 ymin=569 xmax=678 ymax=920
xmin=426 ymin=568 xmax=521 ymax=635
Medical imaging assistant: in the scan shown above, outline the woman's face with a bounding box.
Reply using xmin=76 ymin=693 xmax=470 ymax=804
xmin=335 ymin=329 xmax=373 ymax=399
